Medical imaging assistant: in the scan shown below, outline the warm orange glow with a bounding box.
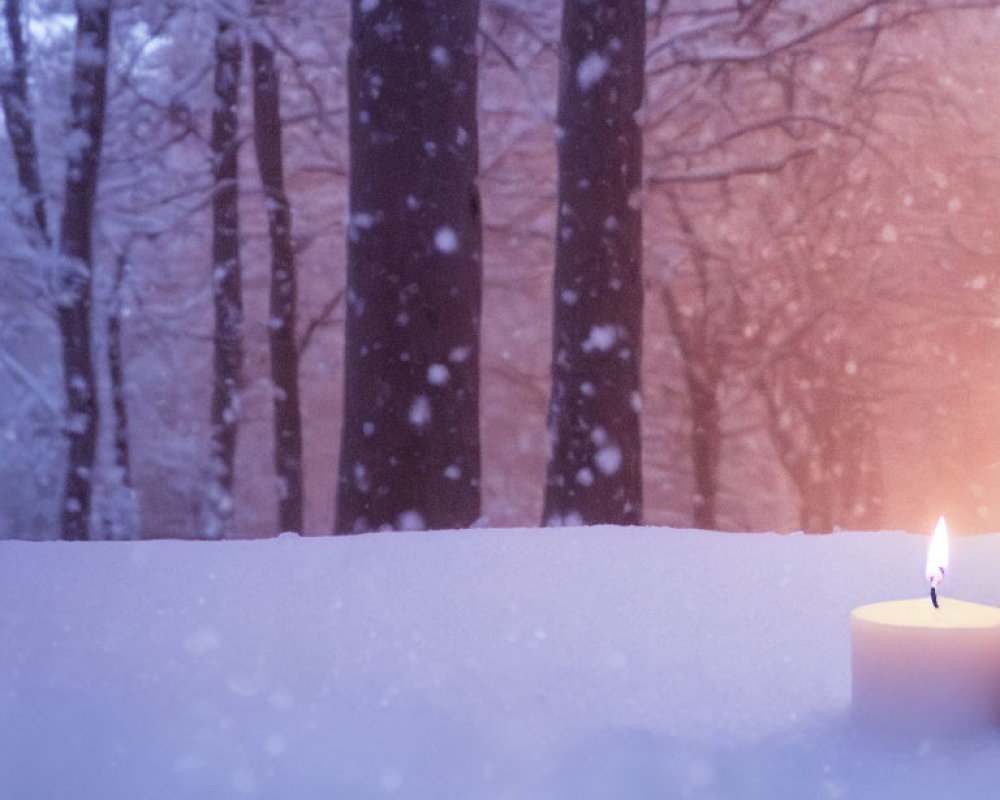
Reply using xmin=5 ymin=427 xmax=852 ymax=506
xmin=926 ymin=516 xmax=949 ymax=589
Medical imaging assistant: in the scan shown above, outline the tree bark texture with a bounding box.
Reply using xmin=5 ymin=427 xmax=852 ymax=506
xmin=207 ymin=18 xmax=244 ymax=538
xmin=543 ymin=0 xmax=645 ymax=526
xmin=252 ymin=33 xmax=304 ymax=533
xmin=1 ymin=0 xmax=48 ymax=239
xmin=56 ymin=0 xmax=112 ymax=540
xmin=336 ymin=0 xmax=483 ymax=534
xmin=109 ymin=252 xmax=131 ymax=486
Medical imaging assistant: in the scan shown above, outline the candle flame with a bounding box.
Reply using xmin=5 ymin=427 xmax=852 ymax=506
xmin=926 ymin=516 xmax=948 ymax=589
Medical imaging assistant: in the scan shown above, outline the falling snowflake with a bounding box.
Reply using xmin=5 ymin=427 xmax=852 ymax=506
xmin=595 ymin=444 xmax=622 ymax=476
xmin=430 ymin=45 xmax=451 ymax=68
xmin=434 ymin=226 xmax=458 ymax=253
xmin=582 ymin=325 xmax=617 ymax=353
xmin=577 ymin=52 xmax=609 ymax=91
xmin=409 ymin=395 xmax=432 ymax=428
xmin=397 ymin=510 xmax=425 ymax=531
xmin=427 ymin=364 xmax=450 ymax=385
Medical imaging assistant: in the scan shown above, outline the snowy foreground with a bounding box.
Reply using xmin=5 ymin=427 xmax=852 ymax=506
xmin=4 ymin=526 xmax=1000 ymax=800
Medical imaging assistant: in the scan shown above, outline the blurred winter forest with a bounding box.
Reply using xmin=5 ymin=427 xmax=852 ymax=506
xmin=4 ymin=0 xmax=1000 ymax=540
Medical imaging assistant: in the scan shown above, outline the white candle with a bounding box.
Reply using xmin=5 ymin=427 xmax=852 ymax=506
xmin=851 ymin=598 xmax=1000 ymax=734
xmin=851 ymin=519 xmax=1000 ymax=734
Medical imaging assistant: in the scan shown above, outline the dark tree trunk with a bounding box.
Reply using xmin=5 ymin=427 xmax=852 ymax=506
xmin=758 ymin=378 xmax=820 ymax=532
xmin=663 ymin=286 xmax=722 ymax=530
xmin=252 ymin=31 xmax=304 ymax=533
xmin=659 ymin=192 xmax=725 ymax=530
xmin=688 ymin=380 xmax=721 ymax=529
xmin=543 ymin=0 xmax=645 ymax=526
xmin=56 ymin=0 xmax=112 ymax=540
xmin=336 ymin=0 xmax=483 ymax=534
xmin=108 ymin=252 xmax=131 ymax=486
xmin=97 ymin=249 xmax=139 ymax=540
xmin=1 ymin=0 xmax=47 ymax=240
xmin=206 ymin=19 xmax=244 ymax=539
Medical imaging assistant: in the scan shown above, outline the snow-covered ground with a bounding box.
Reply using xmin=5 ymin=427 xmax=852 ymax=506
xmin=3 ymin=526 xmax=1000 ymax=799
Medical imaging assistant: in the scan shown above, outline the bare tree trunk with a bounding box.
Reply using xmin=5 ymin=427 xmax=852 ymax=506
xmin=543 ymin=0 xmax=645 ymax=526
xmin=108 ymin=251 xmax=131 ymax=486
xmin=251 ymin=23 xmax=304 ymax=533
xmin=688 ymin=380 xmax=722 ymax=528
xmin=658 ymin=186 xmax=728 ymax=531
xmin=206 ymin=18 xmax=244 ymax=539
xmin=56 ymin=0 xmax=112 ymax=540
xmin=663 ymin=285 xmax=722 ymax=530
xmin=336 ymin=0 xmax=483 ymax=534
xmin=1 ymin=0 xmax=47 ymax=240
xmin=94 ymin=248 xmax=140 ymax=540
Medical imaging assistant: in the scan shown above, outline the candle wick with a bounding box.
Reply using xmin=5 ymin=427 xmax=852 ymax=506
xmin=931 ymin=586 xmax=939 ymax=609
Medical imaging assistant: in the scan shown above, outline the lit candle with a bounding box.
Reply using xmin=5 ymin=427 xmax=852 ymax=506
xmin=851 ymin=518 xmax=1000 ymax=734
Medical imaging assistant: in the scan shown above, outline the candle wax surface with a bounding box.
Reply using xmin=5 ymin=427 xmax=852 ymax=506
xmin=852 ymin=597 xmax=1000 ymax=628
